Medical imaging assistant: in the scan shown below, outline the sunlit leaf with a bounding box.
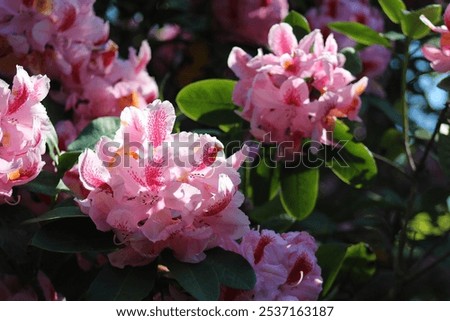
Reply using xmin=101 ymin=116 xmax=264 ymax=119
xmin=176 ymin=79 xmax=241 ymax=132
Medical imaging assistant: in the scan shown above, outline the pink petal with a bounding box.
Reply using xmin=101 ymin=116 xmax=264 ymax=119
xmin=268 ymin=23 xmax=297 ymax=56
xmin=7 ymin=66 xmax=30 ymax=115
xmin=78 ymin=149 xmax=111 ymax=190
xmin=228 ymin=47 xmax=254 ymax=78
xmin=145 ymin=100 xmax=176 ymax=148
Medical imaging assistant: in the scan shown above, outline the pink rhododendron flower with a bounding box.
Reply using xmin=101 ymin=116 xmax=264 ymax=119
xmin=77 ymin=99 xmax=251 ymax=267
xmin=221 ymin=229 xmax=322 ymax=300
xmin=228 ymin=23 xmax=368 ymax=155
xmin=211 ymin=0 xmax=289 ymax=46
xmin=0 ymin=0 xmax=158 ymax=131
xmin=306 ymin=0 xmax=391 ymax=80
xmin=0 ymin=65 xmax=50 ymax=204
xmin=421 ymin=5 xmax=450 ymax=72
xmin=0 ymin=271 xmax=62 ymax=301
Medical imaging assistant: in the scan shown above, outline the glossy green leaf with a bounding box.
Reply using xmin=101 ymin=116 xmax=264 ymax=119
xmin=318 ymin=242 xmax=376 ymax=297
xmin=162 ymin=251 xmax=220 ymax=301
xmin=68 ymin=117 xmax=120 ymax=151
xmin=86 ymin=264 xmax=156 ymax=300
xmin=400 ymin=5 xmax=442 ymax=40
xmin=24 ymin=207 xmax=86 ymax=224
xmin=329 ymin=22 xmax=391 ymax=47
xmin=283 ymin=10 xmax=311 ymax=38
xmin=31 ymin=218 xmax=116 ymax=253
xmin=46 ymin=122 xmax=60 ymax=164
xmin=316 ymin=243 xmax=348 ymax=296
xmin=205 ymin=248 xmax=256 ymax=290
xmin=176 ymin=79 xmax=241 ymax=132
xmin=383 ymin=31 xmax=406 ymax=41
xmin=327 ymin=120 xmax=377 ymax=188
xmin=250 ymin=155 xmax=280 ymax=206
xmin=249 ymin=196 xmax=295 ymax=232
xmin=341 ymin=47 xmax=362 ymax=76
xmin=378 ymin=0 xmax=406 ymax=24
xmin=280 ymin=166 xmax=319 ymax=220
xmin=341 ymin=243 xmax=376 ymax=284
xmin=57 ymin=151 xmax=82 ymax=175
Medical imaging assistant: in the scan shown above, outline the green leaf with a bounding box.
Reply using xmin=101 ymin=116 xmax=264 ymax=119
xmin=283 ymin=10 xmax=311 ymax=39
xmin=176 ymin=79 xmax=241 ymax=132
xmin=24 ymin=207 xmax=86 ymax=224
xmin=341 ymin=243 xmax=376 ymax=284
xmin=204 ymin=248 xmax=256 ymax=290
xmin=86 ymin=264 xmax=156 ymax=300
xmin=24 ymin=171 xmax=60 ymax=196
xmin=341 ymin=47 xmax=362 ymax=76
xmin=383 ymin=31 xmax=406 ymax=41
xmin=327 ymin=120 xmax=377 ymax=188
xmin=31 ymin=218 xmax=117 ymax=253
xmin=250 ymin=155 xmax=280 ymax=206
xmin=378 ymin=0 xmax=406 ymax=24
xmin=317 ymin=242 xmax=376 ymax=297
xmin=162 ymin=251 xmax=220 ymax=300
xmin=46 ymin=122 xmax=60 ymax=165
xmin=379 ymin=128 xmax=404 ymax=160
xmin=68 ymin=117 xmax=120 ymax=151
xmin=316 ymin=243 xmax=348 ymax=296
xmin=57 ymin=151 xmax=82 ymax=175
xmin=249 ymin=197 xmax=295 ymax=232
xmin=328 ymin=22 xmax=391 ymax=47
xmin=400 ymin=5 xmax=442 ymax=40
xmin=280 ymin=166 xmax=319 ymax=220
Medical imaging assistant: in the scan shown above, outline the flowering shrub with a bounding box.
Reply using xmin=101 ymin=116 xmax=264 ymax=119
xmin=228 ymin=23 xmax=367 ymax=154
xmin=0 ymin=66 xmax=50 ymax=203
xmin=0 ymin=0 xmax=158 ymax=132
xmin=306 ymin=0 xmax=391 ymax=79
xmin=222 ymin=230 xmax=322 ymax=300
xmin=78 ymin=100 xmax=250 ymax=266
xmin=0 ymin=0 xmax=450 ymax=302
xmin=421 ymin=5 xmax=450 ymax=72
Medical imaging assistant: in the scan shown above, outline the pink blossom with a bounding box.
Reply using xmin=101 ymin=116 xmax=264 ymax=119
xmin=211 ymin=0 xmax=289 ymax=46
xmin=0 ymin=65 xmax=50 ymax=203
xmin=0 ymin=0 xmax=158 ymax=131
xmin=306 ymin=0 xmax=391 ymax=79
xmin=221 ymin=229 xmax=322 ymax=300
xmin=421 ymin=6 xmax=450 ymax=72
xmin=0 ymin=271 xmax=62 ymax=301
xmin=228 ymin=23 xmax=367 ymax=155
xmin=78 ymin=100 xmax=251 ymax=267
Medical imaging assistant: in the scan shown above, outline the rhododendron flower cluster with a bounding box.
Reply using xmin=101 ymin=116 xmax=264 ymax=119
xmin=0 ymin=272 xmax=62 ymax=300
xmin=77 ymin=100 xmax=250 ymax=267
xmin=306 ymin=0 xmax=391 ymax=80
xmin=228 ymin=23 xmax=368 ymax=154
xmin=0 ymin=0 xmax=158 ymax=132
xmin=421 ymin=5 xmax=450 ymax=72
xmin=0 ymin=65 xmax=50 ymax=203
xmin=211 ymin=0 xmax=289 ymax=46
xmin=221 ymin=229 xmax=322 ymax=300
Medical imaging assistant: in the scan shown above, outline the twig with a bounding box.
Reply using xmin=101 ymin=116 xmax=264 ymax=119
xmin=372 ymin=153 xmax=412 ymax=180
xmin=416 ymin=102 xmax=450 ymax=172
